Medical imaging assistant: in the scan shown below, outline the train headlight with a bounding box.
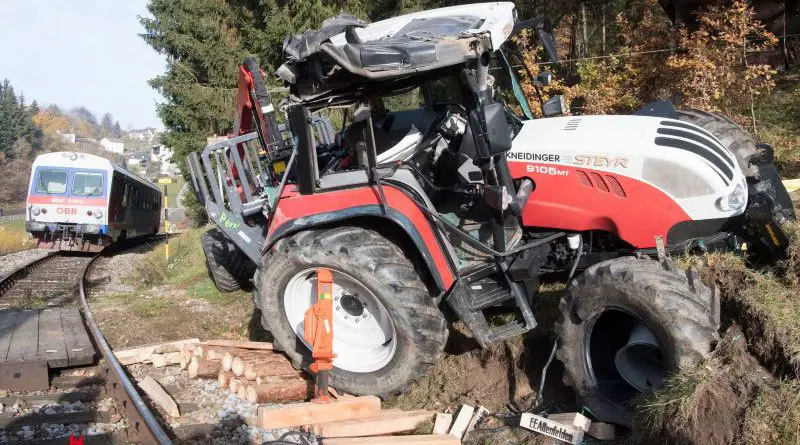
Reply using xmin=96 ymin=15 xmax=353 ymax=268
xmin=93 ymin=209 xmax=103 ymax=219
xmin=716 ymin=183 xmax=747 ymax=212
xmin=31 ymin=206 xmax=41 ymax=216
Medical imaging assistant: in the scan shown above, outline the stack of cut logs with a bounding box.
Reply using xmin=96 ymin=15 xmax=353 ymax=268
xmin=181 ymin=340 xmax=313 ymax=404
xmin=118 ymin=339 xmax=609 ymax=444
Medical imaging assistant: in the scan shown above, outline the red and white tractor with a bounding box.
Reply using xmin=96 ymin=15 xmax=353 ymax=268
xmin=188 ymin=2 xmax=794 ymax=425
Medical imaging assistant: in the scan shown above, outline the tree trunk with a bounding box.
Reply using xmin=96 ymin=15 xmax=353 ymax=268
xmin=581 ymin=2 xmax=588 ymax=58
xmin=601 ymin=1 xmax=607 ymax=55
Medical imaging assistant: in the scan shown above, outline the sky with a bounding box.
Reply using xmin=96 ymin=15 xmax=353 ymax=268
xmin=0 ymin=1 xmax=166 ymax=130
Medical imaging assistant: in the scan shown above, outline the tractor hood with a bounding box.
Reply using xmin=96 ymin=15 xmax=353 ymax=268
xmin=509 ymin=115 xmax=748 ymax=222
xmin=277 ymin=2 xmax=516 ymax=107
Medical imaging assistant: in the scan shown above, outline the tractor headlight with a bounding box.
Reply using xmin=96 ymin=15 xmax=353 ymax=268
xmin=31 ymin=206 xmax=41 ymax=216
xmin=93 ymin=209 xmax=103 ymax=219
xmin=717 ymin=183 xmax=746 ymax=212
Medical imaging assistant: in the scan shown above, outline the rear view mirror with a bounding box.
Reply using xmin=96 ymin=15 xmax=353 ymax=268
xmin=542 ymin=95 xmax=567 ymax=117
xmin=537 ymin=71 xmax=553 ymax=86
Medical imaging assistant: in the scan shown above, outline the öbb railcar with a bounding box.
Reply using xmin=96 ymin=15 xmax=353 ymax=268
xmin=26 ymin=152 xmax=162 ymax=251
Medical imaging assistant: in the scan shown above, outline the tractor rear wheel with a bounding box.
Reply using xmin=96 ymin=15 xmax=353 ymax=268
xmin=256 ymin=226 xmax=448 ymax=397
xmin=201 ymin=228 xmax=254 ymax=292
xmin=676 ymin=109 xmax=795 ymax=221
xmin=556 ymin=256 xmax=720 ymax=426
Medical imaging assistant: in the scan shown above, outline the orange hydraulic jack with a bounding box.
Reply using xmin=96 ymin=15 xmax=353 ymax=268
xmin=304 ymin=268 xmax=336 ymax=403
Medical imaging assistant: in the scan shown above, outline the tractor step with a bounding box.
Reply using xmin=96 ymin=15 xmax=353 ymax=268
xmin=486 ymin=321 xmax=528 ymax=343
xmin=467 ymin=275 xmax=514 ymax=310
xmin=446 ymin=269 xmax=536 ymax=347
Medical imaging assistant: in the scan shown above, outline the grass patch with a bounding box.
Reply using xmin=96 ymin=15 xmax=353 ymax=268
xmin=638 ymin=219 xmax=800 ymax=444
xmin=128 ymin=226 xmax=246 ymax=307
xmin=0 ymin=219 xmax=35 ymax=255
xmin=755 ymin=70 xmax=800 ymax=177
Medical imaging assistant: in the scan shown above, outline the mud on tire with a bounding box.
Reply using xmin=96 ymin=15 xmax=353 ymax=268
xmin=201 ymin=228 xmax=255 ymax=292
xmin=255 ymin=225 xmax=448 ymax=397
xmin=556 ymin=256 xmax=720 ymax=426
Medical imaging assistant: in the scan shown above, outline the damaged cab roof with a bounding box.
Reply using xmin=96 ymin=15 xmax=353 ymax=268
xmin=277 ymin=2 xmax=517 ymax=105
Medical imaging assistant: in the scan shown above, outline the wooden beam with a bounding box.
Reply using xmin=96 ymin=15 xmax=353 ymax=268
xmin=152 ymin=351 xmax=182 ymax=368
xmin=447 ymin=404 xmax=475 ymax=440
xmin=139 ymin=375 xmax=180 ymax=417
xmin=465 ymin=406 xmax=488 ymax=437
xmin=258 ymin=395 xmax=381 ymax=429
xmin=588 ymin=422 xmax=616 ymax=440
xmin=204 ymin=339 xmax=273 ymax=350
xmin=432 ymin=413 xmax=453 ymax=435
xmin=114 ymin=338 xmax=200 ymax=365
xmin=311 ymin=409 xmax=433 ymax=437
xmin=322 ymin=435 xmax=459 ymax=445
xmin=547 ymin=412 xmax=591 ymax=432
xmin=188 ymin=357 xmax=221 ymax=379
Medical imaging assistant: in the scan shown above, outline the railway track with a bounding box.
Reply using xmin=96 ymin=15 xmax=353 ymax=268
xmin=0 ymin=246 xmax=171 ymax=445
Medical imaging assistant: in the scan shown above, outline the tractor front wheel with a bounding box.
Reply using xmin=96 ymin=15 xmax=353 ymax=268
xmin=256 ymin=226 xmax=448 ymax=397
xmin=201 ymin=228 xmax=254 ymax=292
xmin=556 ymin=256 xmax=720 ymax=426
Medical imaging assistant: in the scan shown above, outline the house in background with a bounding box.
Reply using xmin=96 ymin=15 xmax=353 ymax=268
xmin=56 ymin=130 xmax=76 ymax=144
xmin=151 ymin=144 xmax=178 ymax=176
xmin=127 ymin=152 xmax=149 ymax=168
xmin=100 ymin=137 xmax=124 ymax=154
xmin=129 ymin=127 xmax=157 ymax=143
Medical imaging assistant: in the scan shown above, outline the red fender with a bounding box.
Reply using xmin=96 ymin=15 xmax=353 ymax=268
xmin=267 ymin=184 xmax=456 ymax=291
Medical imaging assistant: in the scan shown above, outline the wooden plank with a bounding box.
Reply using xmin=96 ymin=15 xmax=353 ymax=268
xmin=152 ymin=351 xmax=182 ymax=367
xmin=465 ymin=406 xmax=488 ymax=437
xmin=61 ymin=308 xmax=95 ymax=366
xmin=37 ymin=308 xmax=68 ymax=367
xmin=6 ymin=309 xmax=39 ymax=362
xmin=588 ymin=422 xmax=616 ymax=440
xmin=258 ymin=395 xmax=381 ymax=430
xmin=322 ymin=435 xmax=459 ymax=445
xmin=447 ymin=404 xmax=474 ymax=440
xmin=311 ymin=409 xmax=433 ymax=438
xmin=432 ymin=413 xmax=453 ymax=435
xmin=548 ymin=412 xmax=591 ymax=432
xmin=783 ymin=178 xmax=800 ymax=193
xmin=204 ymin=339 xmax=273 ymax=350
xmin=0 ymin=360 xmax=48 ymax=391
xmin=139 ymin=375 xmax=180 ymax=417
xmin=0 ymin=309 xmax=20 ymax=361
xmin=113 ymin=338 xmax=200 ymax=364
xmin=519 ymin=412 xmax=584 ymax=445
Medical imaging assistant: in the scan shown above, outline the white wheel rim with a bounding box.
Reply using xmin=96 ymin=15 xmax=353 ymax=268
xmin=283 ymin=268 xmax=397 ymax=373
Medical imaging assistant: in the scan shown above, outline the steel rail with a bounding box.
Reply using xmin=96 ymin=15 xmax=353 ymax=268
xmin=0 ymin=251 xmax=60 ymax=296
xmin=78 ymin=255 xmax=173 ymax=445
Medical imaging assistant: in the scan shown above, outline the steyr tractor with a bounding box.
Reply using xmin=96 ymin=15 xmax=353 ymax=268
xmin=187 ymin=2 xmax=795 ymax=425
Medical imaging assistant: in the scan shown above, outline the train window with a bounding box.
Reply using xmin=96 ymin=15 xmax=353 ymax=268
xmin=133 ymin=187 xmax=139 ymax=208
xmin=72 ymin=172 xmax=104 ymax=196
xmin=36 ymin=169 xmax=68 ymax=194
xmin=122 ymin=184 xmax=129 ymax=207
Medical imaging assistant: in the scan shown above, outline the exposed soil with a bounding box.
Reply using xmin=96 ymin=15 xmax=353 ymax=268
xmin=87 ymin=243 xmax=259 ymax=349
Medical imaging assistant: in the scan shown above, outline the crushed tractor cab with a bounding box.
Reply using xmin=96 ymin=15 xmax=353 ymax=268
xmin=187 ymin=2 xmax=795 ymax=426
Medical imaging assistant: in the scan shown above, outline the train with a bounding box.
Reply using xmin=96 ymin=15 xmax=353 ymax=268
xmin=25 ymin=151 xmax=162 ymax=252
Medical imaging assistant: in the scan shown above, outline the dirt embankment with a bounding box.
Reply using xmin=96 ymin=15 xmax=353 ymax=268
xmin=634 ymin=195 xmax=800 ymax=444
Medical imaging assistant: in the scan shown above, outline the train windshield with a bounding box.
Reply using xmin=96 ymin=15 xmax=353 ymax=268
xmin=35 ymin=169 xmax=68 ymax=194
xmin=72 ymin=172 xmax=104 ymax=196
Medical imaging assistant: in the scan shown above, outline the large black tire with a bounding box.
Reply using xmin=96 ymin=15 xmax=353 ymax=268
xmin=556 ymin=256 xmax=720 ymax=426
xmin=676 ymin=109 xmax=795 ymax=221
xmin=201 ymin=228 xmax=254 ymax=293
xmin=256 ymin=226 xmax=448 ymax=397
